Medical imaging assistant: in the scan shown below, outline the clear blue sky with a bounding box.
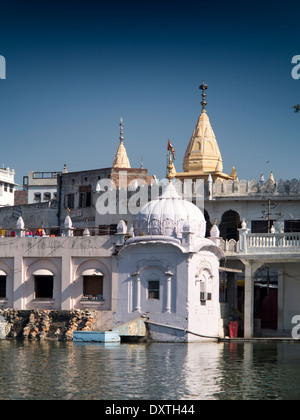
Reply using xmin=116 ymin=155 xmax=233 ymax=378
xmin=0 ymin=0 xmax=299 ymax=186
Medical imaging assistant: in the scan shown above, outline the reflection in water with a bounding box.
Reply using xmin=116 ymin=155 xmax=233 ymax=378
xmin=1 ymin=340 xmax=300 ymax=399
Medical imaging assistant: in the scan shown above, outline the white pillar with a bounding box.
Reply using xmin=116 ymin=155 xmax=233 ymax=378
xmin=165 ymin=271 xmax=174 ymax=313
xmin=244 ymin=261 xmax=254 ymax=338
xmin=132 ymin=273 xmax=141 ymax=313
xmin=13 ymin=255 xmax=24 ymax=309
xmin=61 ymin=255 xmax=72 ymax=310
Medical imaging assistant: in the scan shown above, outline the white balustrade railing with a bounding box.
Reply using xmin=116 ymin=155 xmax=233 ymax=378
xmin=237 ymin=232 xmax=300 ymax=254
xmin=218 ymin=222 xmax=300 ymax=255
xmin=246 ymin=233 xmax=300 ymax=249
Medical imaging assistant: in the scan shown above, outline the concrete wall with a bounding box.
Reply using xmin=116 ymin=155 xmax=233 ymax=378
xmin=0 ymin=201 xmax=58 ymax=232
xmin=0 ymin=235 xmax=115 ymax=312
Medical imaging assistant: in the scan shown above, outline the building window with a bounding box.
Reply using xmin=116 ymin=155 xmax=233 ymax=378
xmin=79 ymin=192 xmax=85 ymax=208
xmin=251 ymin=220 xmax=275 ymax=233
xmin=148 ymin=281 xmax=160 ymax=300
xmin=285 ymin=220 xmax=300 ymax=233
xmin=0 ymin=276 xmax=6 ymax=298
xmin=83 ymin=276 xmax=103 ymax=301
xmin=64 ymin=193 xmax=74 ymax=209
xmin=34 ymin=193 xmax=41 ymax=202
xmin=34 ymin=275 xmax=54 ymax=299
xmin=44 ymin=192 xmax=51 ymax=201
xmin=78 ymin=185 xmax=92 ymax=208
xmin=200 ymin=281 xmax=206 ymax=303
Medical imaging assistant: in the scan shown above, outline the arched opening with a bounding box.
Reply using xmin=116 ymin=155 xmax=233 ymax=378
xmin=204 ymin=210 xmax=212 ymax=238
xmin=75 ymin=260 xmax=111 ymax=310
xmin=219 ymin=210 xmax=241 ymax=241
xmin=82 ymin=269 xmax=104 ymax=301
xmin=33 ymin=269 xmax=54 ymax=299
xmin=0 ymin=270 xmax=7 ymax=299
xmin=26 ymin=259 xmax=61 ymax=309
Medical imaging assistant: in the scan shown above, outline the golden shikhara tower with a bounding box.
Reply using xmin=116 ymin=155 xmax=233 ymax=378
xmin=112 ymin=118 xmax=131 ymax=169
xmin=176 ymin=82 xmax=234 ymax=182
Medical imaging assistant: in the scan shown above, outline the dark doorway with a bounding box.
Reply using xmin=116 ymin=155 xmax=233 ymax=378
xmin=219 ymin=210 xmax=241 ymax=241
xmin=204 ymin=210 xmax=212 ymax=238
xmin=254 ymin=267 xmax=278 ymax=330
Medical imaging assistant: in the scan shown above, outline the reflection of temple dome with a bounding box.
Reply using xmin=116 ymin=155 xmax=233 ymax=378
xmin=133 ymin=183 xmax=206 ymax=238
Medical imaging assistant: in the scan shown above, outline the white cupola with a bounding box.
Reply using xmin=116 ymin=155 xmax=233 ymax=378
xmin=133 ymin=183 xmax=206 ymax=239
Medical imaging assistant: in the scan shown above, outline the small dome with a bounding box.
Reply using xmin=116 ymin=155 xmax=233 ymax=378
xmin=133 ymin=183 xmax=206 ymax=238
xmin=64 ymin=215 xmax=73 ymax=229
xmin=16 ymin=216 xmax=25 ymax=230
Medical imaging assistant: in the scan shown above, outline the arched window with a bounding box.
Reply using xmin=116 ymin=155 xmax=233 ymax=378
xmin=204 ymin=210 xmax=212 ymax=238
xmin=82 ymin=269 xmax=104 ymax=301
xmin=219 ymin=210 xmax=241 ymax=241
xmin=0 ymin=270 xmax=7 ymax=298
xmin=33 ymin=269 xmax=54 ymax=299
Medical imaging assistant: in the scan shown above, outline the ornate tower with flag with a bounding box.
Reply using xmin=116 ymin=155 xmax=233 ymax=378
xmin=176 ymin=82 xmax=236 ymax=182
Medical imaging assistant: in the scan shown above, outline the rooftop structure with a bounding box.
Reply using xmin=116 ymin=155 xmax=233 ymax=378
xmin=0 ymin=167 xmax=17 ymax=207
xmin=23 ymin=165 xmax=67 ymax=204
xmin=176 ymin=82 xmax=233 ymax=182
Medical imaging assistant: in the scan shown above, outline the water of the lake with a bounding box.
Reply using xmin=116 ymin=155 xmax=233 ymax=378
xmin=0 ymin=340 xmax=300 ymax=400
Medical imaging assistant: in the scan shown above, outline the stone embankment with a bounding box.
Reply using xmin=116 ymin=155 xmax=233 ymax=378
xmin=0 ymin=309 xmax=97 ymax=341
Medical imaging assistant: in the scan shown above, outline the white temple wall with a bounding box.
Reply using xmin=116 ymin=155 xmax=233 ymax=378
xmin=281 ymin=263 xmax=300 ymax=331
xmin=0 ymin=236 xmax=114 ymax=311
xmin=205 ymin=200 xmax=300 ymax=232
xmin=116 ymin=242 xmax=190 ymax=341
xmin=187 ymin=252 xmax=220 ymax=342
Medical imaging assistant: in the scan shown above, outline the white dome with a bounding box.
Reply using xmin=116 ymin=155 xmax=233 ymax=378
xmin=133 ymin=183 xmax=206 ymax=238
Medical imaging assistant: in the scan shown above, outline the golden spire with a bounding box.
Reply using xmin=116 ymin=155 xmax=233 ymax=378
xmin=176 ymin=83 xmax=232 ymax=182
xmin=112 ymin=118 xmax=131 ymax=169
xmin=181 ymin=83 xmax=224 ymax=177
xmin=230 ymin=166 xmax=238 ymax=181
xmin=269 ymin=172 xmax=275 ymax=183
xmin=166 ymin=140 xmax=176 ymax=183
